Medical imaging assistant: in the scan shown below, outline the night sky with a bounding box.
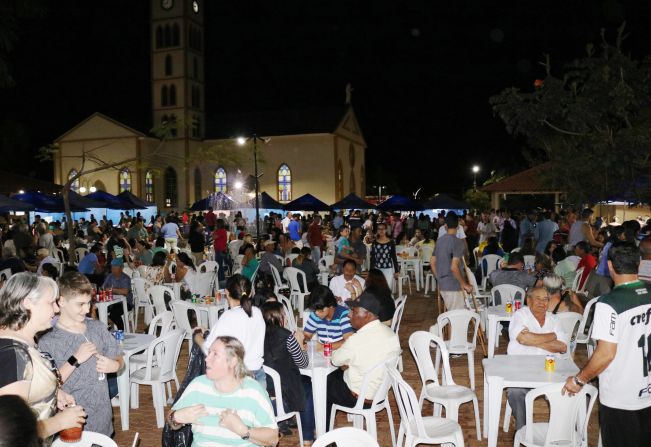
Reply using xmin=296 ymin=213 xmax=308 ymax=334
xmin=2 ymin=0 xmax=651 ymax=198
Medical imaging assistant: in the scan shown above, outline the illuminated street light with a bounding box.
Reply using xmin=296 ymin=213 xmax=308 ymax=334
xmin=79 ymin=186 xmax=87 ymax=193
xmin=90 ymin=186 xmax=97 ymax=193
xmin=236 ymin=137 xmax=246 ymax=146
xmin=472 ymin=165 xmax=480 ymax=190
xmin=234 ymin=181 xmax=243 ymax=190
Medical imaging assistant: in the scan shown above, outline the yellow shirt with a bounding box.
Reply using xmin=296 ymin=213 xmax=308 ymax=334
xmin=331 ymin=320 xmax=401 ymax=399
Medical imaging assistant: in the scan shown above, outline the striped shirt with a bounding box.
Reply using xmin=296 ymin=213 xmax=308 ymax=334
xmin=172 ymin=375 xmax=277 ymax=446
xmin=286 ymin=335 xmax=308 ymax=368
xmin=304 ymin=305 xmax=353 ymax=343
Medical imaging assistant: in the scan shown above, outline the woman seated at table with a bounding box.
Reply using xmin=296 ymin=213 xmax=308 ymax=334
xmin=481 ymin=236 xmax=505 ymax=257
xmin=168 ymin=336 xmax=279 ymax=447
xmin=164 ymin=252 xmax=197 ymax=298
xmin=0 ymin=273 xmax=86 ymax=441
xmin=138 ymin=251 xmax=167 ymax=289
xmin=303 ymin=285 xmax=353 ymax=351
xmin=364 ymin=268 xmax=396 ymax=325
xmin=261 ymin=301 xmax=315 ymax=445
xmin=240 ymin=244 xmax=259 ymax=281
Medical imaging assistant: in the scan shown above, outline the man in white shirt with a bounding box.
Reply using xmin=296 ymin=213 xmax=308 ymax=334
xmin=281 ymin=212 xmax=292 ymax=234
xmin=506 ymin=286 xmax=568 ymax=430
xmin=477 ymin=213 xmax=497 ymax=244
xmin=329 ymin=259 xmax=365 ymax=303
xmin=326 ymin=291 xmax=401 ymax=424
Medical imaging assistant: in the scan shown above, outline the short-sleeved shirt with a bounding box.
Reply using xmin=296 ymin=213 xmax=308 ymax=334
xmin=507 ymin=307 xmax=568 ymax=355
xmin=329 ymin=274 xmax=366 ymax=302
xmin=38 ymin=319 xmax=122 ymax=435
xmin=78 ymin=252 xmax=98 ymax=274
xmin=433 ymin=233 xmax=465 ymax=291
xmin=102 ymin=272 xmax=133 ymax=305
xmin=161 ymin=222 xmax=180 ymax=239
xmin=288 ymin=220 xmax=301 ymax=241
xmin=172 ymin=375 xmax=277 ymax=446
xmin=489 ymin=268 xmax=537 ymax=297
xmin=304 ymin=305 xmax=353 ymax=343
xmin=591 ymin=281 xmax=651 ymax=410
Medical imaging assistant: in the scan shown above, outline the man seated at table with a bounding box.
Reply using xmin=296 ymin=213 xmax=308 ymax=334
xmin=303 ymin=285 xmax=354 ymax=351
xmin=329 ymin=259 xmax=366 ymax=304
xmin=489 ymin=252 xmax=539 ymax=304
xmin=506 ymin=286 xmax=568 ymax=430
xmin=259 ymin=239 xmax=283 ymax=276
xmin=326 ymin=290 xmax=401 ymax=425
xmin=101 ymin=259 xmax=133 ymax=331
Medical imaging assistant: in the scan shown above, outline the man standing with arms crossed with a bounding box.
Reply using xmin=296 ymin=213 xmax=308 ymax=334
xmin=563 ymin=242 xmax=651 ymax=446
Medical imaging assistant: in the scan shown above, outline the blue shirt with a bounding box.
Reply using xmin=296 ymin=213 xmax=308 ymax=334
xmin=102 ymin=272 xmax=133 ymax=305
xmin=160 ymin=222 xmax=179 ymax=239
xmin=78 ymin=252 xmax=98 ymax=275
xmin=288 ymin=219 xmax=301 ymax=241
xmin=533 ymin=219 xmax=559 ymax=253
xmin=304 ymin=305 xmax=353 ymax=343
xmin=596 ymin=241 xmax=612 ymax=277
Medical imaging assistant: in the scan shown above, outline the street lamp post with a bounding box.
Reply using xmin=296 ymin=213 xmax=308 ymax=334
xmin=472 ymin=165 xmax=480 ymax=191
xmin=373 ymin=185 xmax=386 ymax=203
xmin=238 ymin=135 xmax=264 ymax=248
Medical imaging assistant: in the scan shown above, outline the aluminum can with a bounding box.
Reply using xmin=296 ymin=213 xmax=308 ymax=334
xmin=505 ymin=301 xmax=513 ymax=313
xmin=323 ymin=342 xmax=333 ymax=358
xmin=115 ymin=330 xmax=124 ymax=343
xmin=545 ymin=355 xmax=555 ymax=372
xmin=515 ymin=300 xmax=522 ymax=311
xmin=108 ymin=288 xmax=113 ymax=300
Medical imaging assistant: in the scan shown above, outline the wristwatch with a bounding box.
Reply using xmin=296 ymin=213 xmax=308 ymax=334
xmin=573 ymin=375 xmax=586 ymax=387
xmin=67 ymin=355 xmax=80 ymax=368
xmin=241 ymin=428 xmax=251 ymax=440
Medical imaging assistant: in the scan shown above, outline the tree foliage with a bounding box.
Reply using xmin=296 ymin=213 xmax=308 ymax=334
xmin=490 ymin=23 xmax=651 ymax=205
xmin=463 ymin=188 xmax=490 ymax=211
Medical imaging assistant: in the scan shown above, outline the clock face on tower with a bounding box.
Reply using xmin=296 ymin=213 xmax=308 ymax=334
xmin=192 ymin=0 xmax=199 ymax=13
xmin=161 ymin=0 xmax=173 ymax=10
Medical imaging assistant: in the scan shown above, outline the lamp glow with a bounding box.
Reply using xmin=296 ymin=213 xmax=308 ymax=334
xmin=90 ymin=186 xmax=97 ymax=193
xmin=236 ymin=137 xmax=246 ymax=146
xmin=472 ymin=165 xmax=480 ymax=173
xmin=234 ymin=181 xmax=243 ymax=190
xmin=18 ymin=189 xmax=24 ymax=194
xmin=79 ymin=186 xmax=87 ymax=193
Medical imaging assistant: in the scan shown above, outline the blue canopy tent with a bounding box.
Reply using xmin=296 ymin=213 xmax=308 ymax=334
xmin=259 ymin=192 xmax=284 ymax=210
xmin=116 ymin=191 xmax=149 ymax=209
xmin=86 ymin=190 xmax=134 ymax=209
xmin=12 ymin=191 xmax=88 ymax=213
xmin=420 ymin=193 xmax=469 ymax=210
xmin=0 ymin=194 xmax=35 ymax=213
xmin=283 ymin=193 xmax=331 ymax=212
xmin=330 ymin=193 xmax=376 ymax=210
xmin=377 ymin=195 xmax=424 ymax=212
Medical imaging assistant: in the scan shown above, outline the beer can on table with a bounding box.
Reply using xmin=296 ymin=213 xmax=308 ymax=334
xmin=115 ymin=330 xmax=124 ymax=343
xmin=505 ymin=301 xmax=513 ymax=313
xmin=515 ymin=300 xmax=522 ymax=311
xmin=323 ymin=342 xmax=333 ymax=357
xmin=545 ymin=355 xmax=555 ymax=372
xmin=108 ymin=289 xmax=113 ymax=300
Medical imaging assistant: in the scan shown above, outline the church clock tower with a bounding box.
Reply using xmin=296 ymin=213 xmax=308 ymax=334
xmin=151 ymin=0 xmax=205 ymax=140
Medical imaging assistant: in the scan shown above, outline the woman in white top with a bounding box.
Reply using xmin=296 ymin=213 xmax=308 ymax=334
xmin=202 ymin=274 xmax=267 ymax=389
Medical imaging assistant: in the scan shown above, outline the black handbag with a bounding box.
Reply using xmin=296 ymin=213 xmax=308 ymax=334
xmin=161 ymin=333 xmax=207 ymax=447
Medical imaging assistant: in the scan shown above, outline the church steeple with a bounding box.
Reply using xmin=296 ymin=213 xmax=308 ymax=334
xmin=151 ymin=0 xmax=205 ymax=140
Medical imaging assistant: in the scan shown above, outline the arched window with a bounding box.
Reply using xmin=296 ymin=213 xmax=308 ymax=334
xmin=161 ymin=85 xmax=168 ymax=106
xmin=165 ymin=167 xmax=177 ymax=207
xmin=68 ymin=169 xmax=80 ymax=192
xmin=165 ymin=54 xmax=173 ymax=76
xmin=277 ymin=164 xmax=292 ymax=202
xmin=336 ymin=160 xmax=343 ymax=199
xmin=214 ymin=167 xmax=227 ymax=193
xmin=118 ymin=168 xmax=132 ymax=193
xmin=194 ymin=167 xmax=202 ymax=200
xmin=155 ymin=26 xmax=163 ymax=48
xmin=172 ymin=24 xmax=180 ymax=46
xmin=145 ymin=170 xmax=154 ymax=203
xmin=163 ymin=24 xmax=172 ymax=47
xmin=349 ymin=171 xmax=356 ymax=194
xmin=169 ymin=84 xmax=176 ymax=105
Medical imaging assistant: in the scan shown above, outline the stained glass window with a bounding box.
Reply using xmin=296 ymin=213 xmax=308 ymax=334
xmin=68 ymin=169 xmax=80 ymax=192
xmin=214 ymin=167 xmax=227 ymax=193
xmin=145 ymin=170 xmax=154 ymax=203
xmin=278 ymin=164 xmax=292 ymax=202
xmin=119 ymin=168 xmax=131 ymax=193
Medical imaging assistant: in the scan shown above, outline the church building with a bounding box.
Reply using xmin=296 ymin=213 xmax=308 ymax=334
xmin=53 ymin=0 xmax=366 ymax=210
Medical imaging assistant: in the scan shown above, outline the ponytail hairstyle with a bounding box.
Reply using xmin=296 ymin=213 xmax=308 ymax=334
xmin=226 ymin=274 xmax=253 ymax=317
xmin=176 ymin=252 xmax=196 ymax=271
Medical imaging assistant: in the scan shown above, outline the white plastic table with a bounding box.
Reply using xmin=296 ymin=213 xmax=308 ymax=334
xmin=300 ymin=351 xmax=337 ymax=438
xmin=117 ymin=332 xmax=155 ymax=430
xmin=482 ymin=355 xmax=579 ymax=447
xmin=163 ymin=282 xmax=183 ymax=299
xmin=482 ymin=305 xmax=514 ymax=358
xmin=193 ymin=297 xmax=229 ymax=328
xmin=95 ymin=295 xmax=130 ymax=333
xmin=399 ymin=257 xmax=422 ymax=291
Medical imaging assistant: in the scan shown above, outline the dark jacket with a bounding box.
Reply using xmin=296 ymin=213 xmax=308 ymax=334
xmin=264 ymin=325 xmax=306 ymax=412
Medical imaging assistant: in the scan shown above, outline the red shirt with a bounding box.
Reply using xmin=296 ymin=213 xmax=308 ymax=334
xmin=577 ymin=254 xmax=597 ymax=289
xmin=212 ymin=228 xmax=228 ymax=253
xmin=307 ymin=222 xmax=322 ymax=247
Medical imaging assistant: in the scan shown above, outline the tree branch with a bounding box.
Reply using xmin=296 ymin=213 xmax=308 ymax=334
xmin=542 ymin=120 xmax=586 ymax=136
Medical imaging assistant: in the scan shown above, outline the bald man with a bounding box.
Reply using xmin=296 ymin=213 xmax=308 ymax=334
xmin=638 ymin=236 xmax=651 ymax=283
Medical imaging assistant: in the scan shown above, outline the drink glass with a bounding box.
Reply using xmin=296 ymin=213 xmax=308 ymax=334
xmin=59 ymin=426 xmax=83 ymax=443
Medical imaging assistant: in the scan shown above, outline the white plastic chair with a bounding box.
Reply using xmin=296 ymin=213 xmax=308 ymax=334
xmin=313 ymin=427 xmax=379 ymax=447
xmin=464 ymin=266 xmax=491 ymax=305
xmin=481 ymin=254 xmax=503 ymax=289
xmin=132 ymin=277 xmax=155 ymax=328
xmin=229 ymin=239 xmax=243 ymax=260
xmin=284 ymin=267 xmax=310 ymax=321
xmin=329 ymin=356 xmax=399 ymax=447
xmin=269 ymin=264 xmax=287 ymax=297
xmin=556 ymin=311 xmax=583 ymax=356
xmin=409 ymin=331 xmax=481 ymax=440
xmin=50 ymin=260 xmax=64 ymax=278
xmin=386 ymin=366 xmax=465 ymax=447
xmin=130 ymin=329 xmax=185 ymax=427
xmin=513 ymin=382 xmax=598 ymax=447
xmin=285 ymin=253 xmax=299 ymax=267
xmin=575 ymin=296 xmax=599 ymax=349
xmin=523 ymin=255 xmax=536 ymax=271
xmin=565 ymin=255 xmax=581 ymax=269
xmin=394 ymin=271 xmax=411 ymax=297
xmin=172 ymin=300 xmax=205 ymax=355
xmin=52 ymin=431 xmax=118 ymax=447
xmin=0 ymin=268 xmax=11 ymax=282
xmin=55 ymin=248 xmax=66 ymax=264
xmin=75 ymin=247 xmax=89 ymax=264
xmin=319 ymin=254 xmax=335 ymax=270
xmin=490 ymin=284 xmax=526 ymax=307
xmin=192 ymin=271 xmax=217 ymax=296
xmin=263 ymin=365 xmax=304 ymax=447
xmin=277 ymin=294 xmax=297 ymax=333
xmin=148 ymin=285 xmax=174 ymax=318
xmin=472 ymin=246 xmax=481 ymax=269
xmin=435 ymin=309 xmax=480 ymax=390
xmin=391 ymin=295 xmax=407 ymax=371
xmin=570 ymin=267 xmax=585 ymax=292
xmin=123 ymin=266 xmax=134 ymax=278
xmin=198 ymin=260 xmax=219 ymax=273
xmin=424 ymin=272 xmax=436 ymax=295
